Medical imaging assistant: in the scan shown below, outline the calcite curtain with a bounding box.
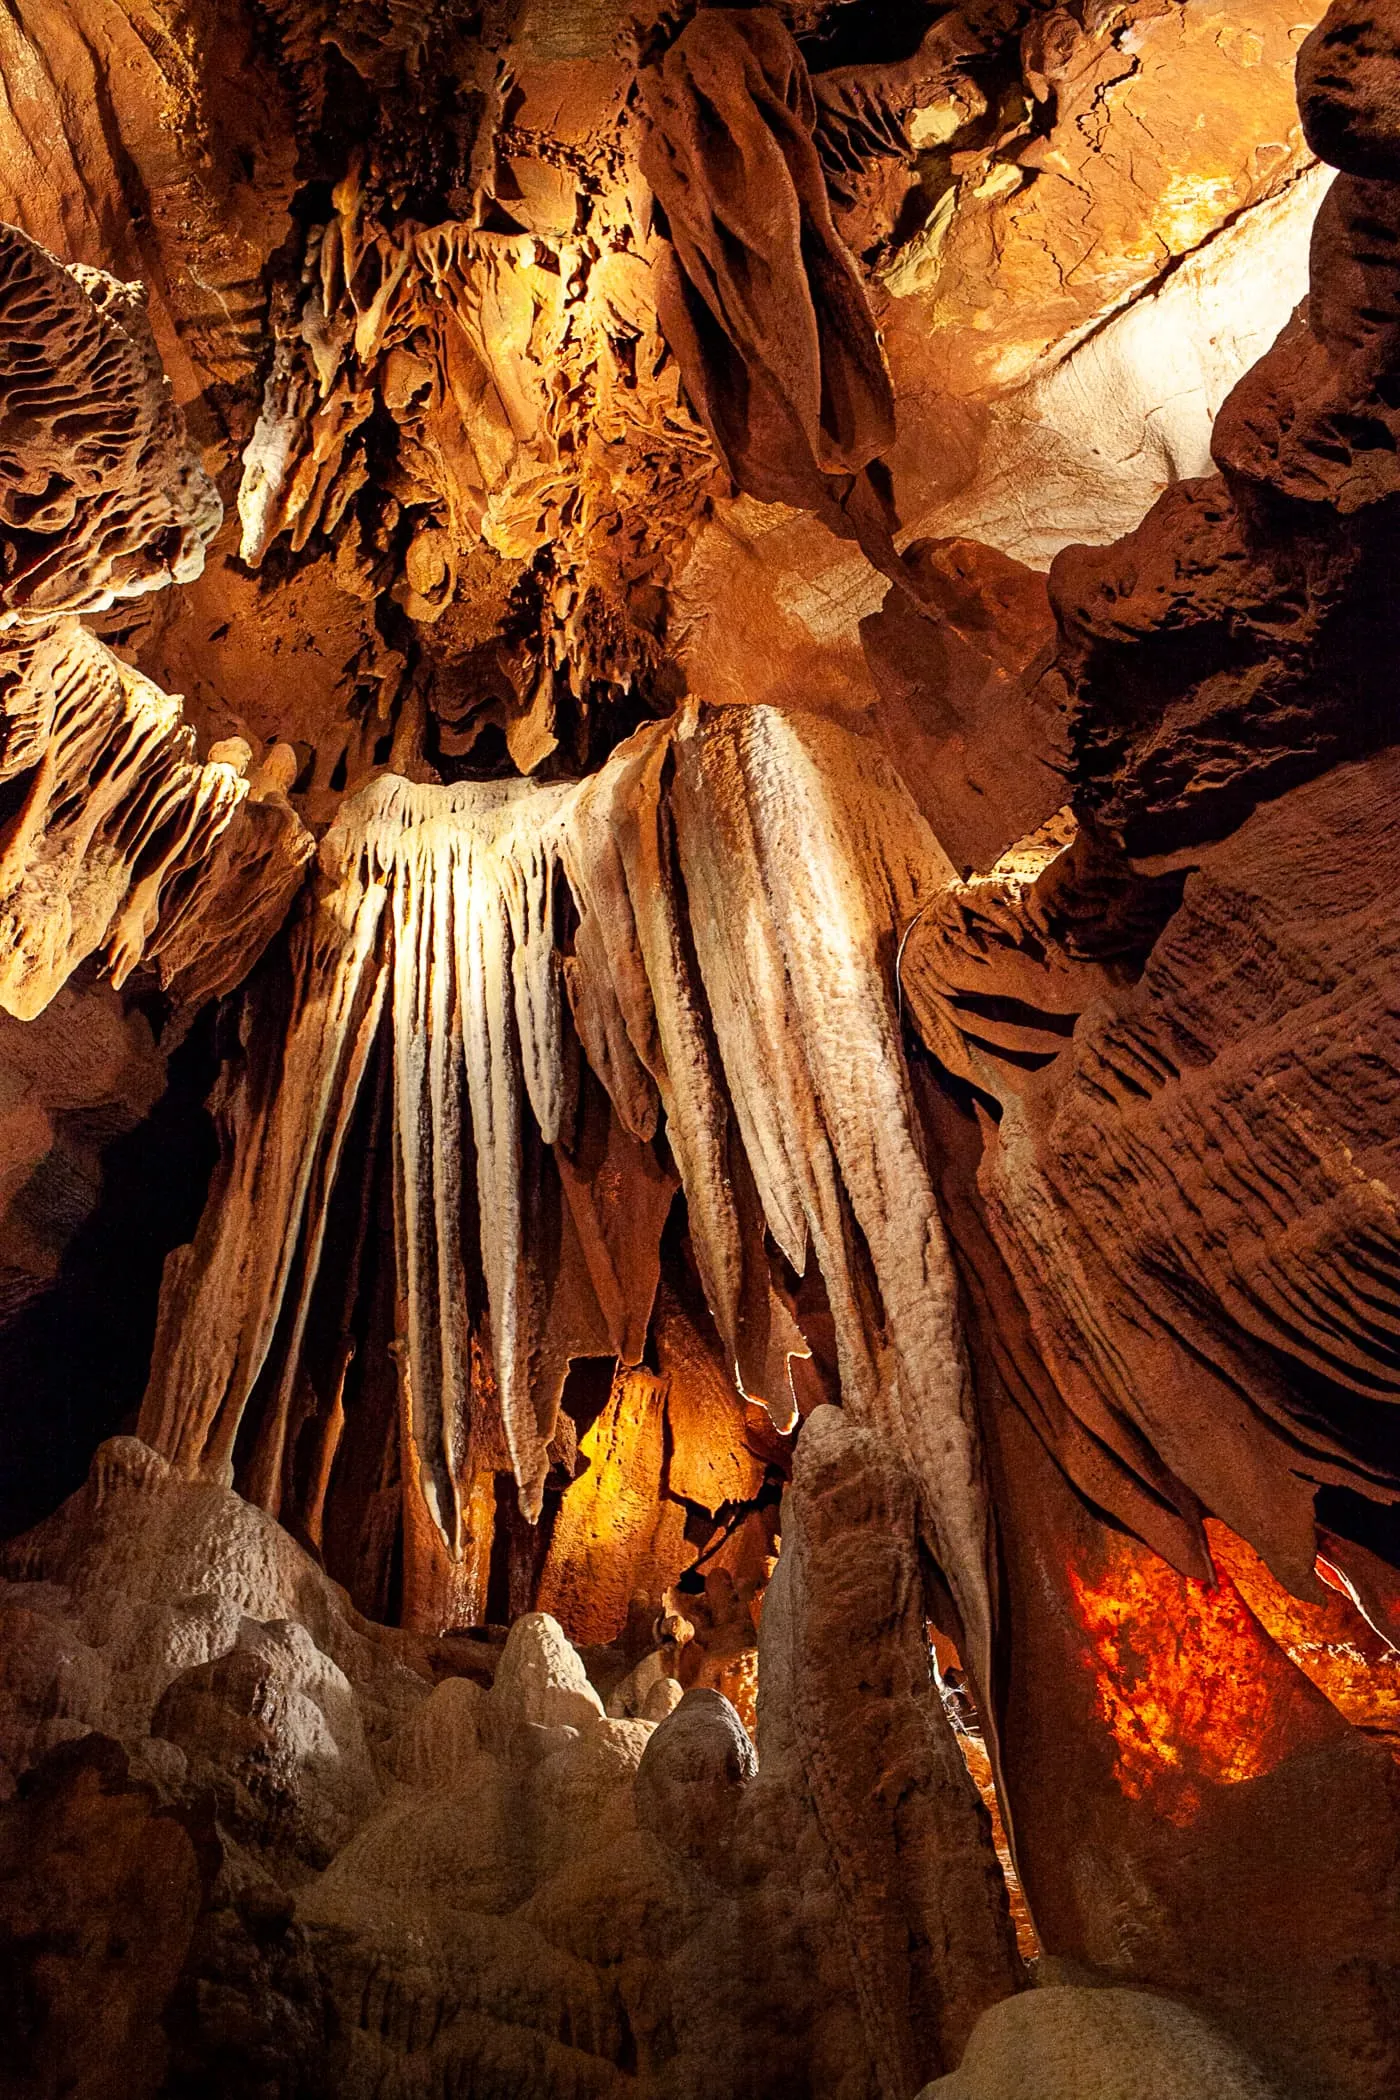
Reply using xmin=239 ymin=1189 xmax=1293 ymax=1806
xmin=141 ymin=703 xmax=995 ymax=1679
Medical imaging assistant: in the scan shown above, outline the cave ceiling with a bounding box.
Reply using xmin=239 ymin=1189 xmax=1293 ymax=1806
xmin=1 ymin=2 xmax=1400 ymax=2097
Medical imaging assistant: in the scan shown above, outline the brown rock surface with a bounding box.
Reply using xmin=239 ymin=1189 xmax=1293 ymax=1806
xmin=892 ymin=0 xmax=1326 ymax=405
xmin=981 ymin=752 xmax=1400 ymax=1593
xmin=760 ymin=1406 xmax=1023 ymax=2093
xmin=888 ymin=14 xmax=1400 ymax=2091
xmin=983 ymin=1398 xmax=1400 ymax=2100
xmin=0 ymin=223 xmax=220 ymax=619
xmin=0 ymin=616 xmax=311 ymax=1019
xmin=1051 ymin=5 xmax=1400 ymax=853
xmin=915 ymin=1984 xmax=1288 ymax=2100
xmin=638 ymin=8 xmax=896 ymax=557
xmin=0 ymin=1733 xmax=213 ymax=2100
xmin=0 ymin=0 xmax=295 ymax=459
xmin=859 ymin=536 xmax=1063 ymax=872
xmin=0 ymin=219 xmax=313 ymax=1024
xmin=0 ymin=979 xmax=165 ymax=1328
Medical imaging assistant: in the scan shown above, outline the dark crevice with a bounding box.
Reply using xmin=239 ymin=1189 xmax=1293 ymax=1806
xmin=0 ymin=1006 xmax=221 ymax=1537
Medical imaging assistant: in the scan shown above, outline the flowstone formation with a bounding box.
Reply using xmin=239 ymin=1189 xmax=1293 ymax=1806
xmin=2 ymin=2 xmax=1400 ymax=2098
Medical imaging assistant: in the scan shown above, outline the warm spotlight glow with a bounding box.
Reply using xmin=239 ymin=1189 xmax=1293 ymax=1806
xmin=1208 ymin=1521 xmax=1400 ymax=1759
xmin=1067 ymin=1535 xmax=1334 ymax=1824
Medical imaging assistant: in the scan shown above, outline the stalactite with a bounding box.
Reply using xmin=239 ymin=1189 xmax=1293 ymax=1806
xmin=0 ymin=220 xmax=313 ymax=1022
xmin=141 ymin=701 xmax=995 ymax=1680
xmin=637 ymin=8 xmax=902 ymax=577
xmin=234 ymin=146 xmax=722 ymax=771
xmin=0 ymin=619 xmax=311 ymax=1019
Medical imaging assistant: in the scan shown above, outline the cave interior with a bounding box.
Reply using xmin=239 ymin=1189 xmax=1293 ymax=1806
xmin=1 ymin=1 xmax=1399 ymax=2096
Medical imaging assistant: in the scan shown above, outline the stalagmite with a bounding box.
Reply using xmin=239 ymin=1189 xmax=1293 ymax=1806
xmin=759 ymin=1406 xmax=1021 ymax=2097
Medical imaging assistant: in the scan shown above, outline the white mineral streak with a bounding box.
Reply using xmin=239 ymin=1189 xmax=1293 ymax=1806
xmin=457 ymin=811 xmax=545 ymax=1515
xmin=143 ymin=704 xmax=994 ymax=1671
xmin=391 ymin=829 xmax=471 ymax=1543
xmin=672 ymin=708 xmax=992 ymax=1685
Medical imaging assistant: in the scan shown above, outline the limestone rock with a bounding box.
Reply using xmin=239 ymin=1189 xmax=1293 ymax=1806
xmin=897 ymin=165 xmax=1329 ymax=570
xmin=0 ymin=617 xmax=312 ymax=1019
xmin=153 ymin=1617 xmax=382 ymax=1869
xmin=761 ymin=1406 xmax=1024 ymax=2093
xmin=0 ymin=979 xmax=165 ymax=1334
xmin=1 ymin=8 xmax=1400 ymax=2100
xmin=1297 ymin=0 xmax=1400 ymax=176
xmin=634 ymin=1686 xmax=756 ymax=1866
xmin=0 ymin=0 xmax=296 ymax=462
xmin=859 ymin=537 xmax=1063 ymax=874
xmin=916 ymin=1985 xmax=1287 ymax=2100
xmin=1049 ymin=3 xmax=1400 ymax=854
xmin=893 ymin=0 xmax=1400 ymax=1611
xmin=0 ymin=1436 xmax=434 ymax=1800
xmin=638 ymin=8 xmax=895 ymax=533
xmin=0 ymin=1409 xmax=1025 ymax=2099
xmin=139 ymin=705 xmax=993 ymax=1700
xmin=973 ymin=750 xmax=1400 ymax=1594
xmin=881 ymin=19 xmax=1400 ymax=2094
xmin=0 ymin=1732 xmax=214 ymax=2100
xmin=0 ymin=221 xmax=312 ymax=1023
xmin=490 ymin=1612 xmax=607 ymax=1735
xmin=385 ymin=1674 xmax=487 ymax=1789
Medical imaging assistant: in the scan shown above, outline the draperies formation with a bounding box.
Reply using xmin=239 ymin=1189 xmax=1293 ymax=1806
xmin=638 ymin=8 xmax=906 ymax=580
xmin=140 ymin=702 xmax=993 ymax=1678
